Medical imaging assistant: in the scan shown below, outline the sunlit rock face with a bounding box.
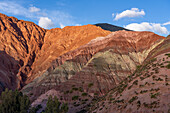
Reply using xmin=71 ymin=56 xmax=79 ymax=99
xmin=0 ymin=13 xmax=110 ymax=91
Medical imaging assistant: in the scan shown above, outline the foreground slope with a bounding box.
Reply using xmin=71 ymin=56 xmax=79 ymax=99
xmin=88 ymin=36 xmax=170 ymax=113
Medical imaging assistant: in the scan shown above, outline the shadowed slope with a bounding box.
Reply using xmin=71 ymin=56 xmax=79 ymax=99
xmin=0 ymin=51 xmax=19 ymax=92
xmin=95 ymin=23 xmax=131 ymax=32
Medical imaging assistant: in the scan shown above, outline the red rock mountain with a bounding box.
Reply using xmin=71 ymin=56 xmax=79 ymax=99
xmin=0 ymin=13 xmax=169 ymax=113
xmin=0 ymin=13 xmax=110 ymax=90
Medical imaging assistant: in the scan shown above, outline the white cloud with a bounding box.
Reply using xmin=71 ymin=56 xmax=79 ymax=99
xmin=152 ymin=23 xmax=168 ymax=34
xmin=163 ymin=21 xmax=170 ymax=25
xmin=0 ymin=1 xmax=33 ymax=18
xmin=113 ymin=8 xmax=145 ymax=20
xmin=38 ymin=17 xmax=54 ymax=29
xmin=125 ymin=22 xmax=169 ymax=34
xmin=75 ymin=24 xmax=81 ymax=26
xmin=125 ymin=22 xmax=152 ymax=31
xmin=59 ymin=23 xmax=65 ymax=28
xmin=0 ymin=1 xmax=75 ymax=29
xmin=29 ymin=6 xmax=40 ymax=13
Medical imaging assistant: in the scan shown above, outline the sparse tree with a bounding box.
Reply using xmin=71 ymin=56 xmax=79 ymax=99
xmin=43 ymin=96 xmax=68 ymax=113
xmin=0 ymin=88 xmax=30 ymax=113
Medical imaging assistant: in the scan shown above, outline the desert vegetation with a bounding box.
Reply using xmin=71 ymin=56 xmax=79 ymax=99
xmin=43 ymin=96 xmax=68 ymax=113
xmin=0 ymin=89 xmax=69 ymax=113
xmin=0 ymin=88 xmax=30 ymax=113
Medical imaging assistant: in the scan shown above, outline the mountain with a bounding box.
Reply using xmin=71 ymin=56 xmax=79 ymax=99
xmin=94 ymin=23 xmax=131 ymax=32
xmin=0 ymin=13 xmax=169 ymax=113
xmin=0 ymin=13 xmax=110 ymax=90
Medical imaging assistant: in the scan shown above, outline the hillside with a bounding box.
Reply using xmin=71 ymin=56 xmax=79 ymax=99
xmin=88 ymin=36 xmax=170 ymax=113
xmin=0 ymin=13 xmax=169 ymax=113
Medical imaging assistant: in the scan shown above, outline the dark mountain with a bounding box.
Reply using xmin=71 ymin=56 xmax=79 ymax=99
xmin=94 ymin=23 xmax=131 ymax=32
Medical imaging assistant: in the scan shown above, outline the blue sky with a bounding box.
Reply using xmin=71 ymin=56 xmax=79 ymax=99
xmin=0 ymin=0 xmax=169 ymax=36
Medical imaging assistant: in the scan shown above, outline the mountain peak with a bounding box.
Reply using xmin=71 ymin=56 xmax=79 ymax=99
xmin=94 ymin=23 xmax=131 ymax=32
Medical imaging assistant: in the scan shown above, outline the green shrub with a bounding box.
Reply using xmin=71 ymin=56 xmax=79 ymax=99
xmin=140 ymin=77 xmax=145 ymax=80
xmin=84 ymin=99 xmax=88 ymax=101
xmin=72 ymin=96 xmax=79 ymax=100
xmin=109 ymin=98 xmax=115 ymax=101
xmin=69 ymin=90 xmax=73 ymax=93
xmin=29 ymin=104 xmax=42 ymax=113
xmin=115 ymin=99 xmax=124 ymax=103
xmin=94 ymin=93 xmax=98 ymax=96
xmin=165 ymin=53 xmax=170 ymax=57
xmin=136 ymin=65 xmax=142 ymax=70
xmin=128 ymin=85 xmax=133 ymax=90
xmin=133 ymin=80 xmax=138 ymax=85
xmin=166 ymin=63 xmax=170 ymax=69
xmin=150 ymin=92 xmax=160 ymax=99
xmin=82 ymin=92 xmax=88 ymax=96
xmin=139 ymin=84 xmax=144 ymax=87
xmin=72 ymin=87 xmax=78 ymax=91
xmin=78 ymin=87 xmax=83 ymax=92
xmin=64 ymin=90 xmax=69 ymax=94
xmin=140 ymin=90 xmax=148 ymax=94
xmin=150 ymin=88 xmax=160 ymax=92
xmin=137 ymin=101 xmax=141 ymax=108
xmin=143 ymin=101 xmax=158 ymax=108
xmin=44 ymin=96 xmax=68 ymax=113
xmin=88 ymin=83 xmax=93 ymax=88
xmin=128 ymin=96 xmax=138 ymax=103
